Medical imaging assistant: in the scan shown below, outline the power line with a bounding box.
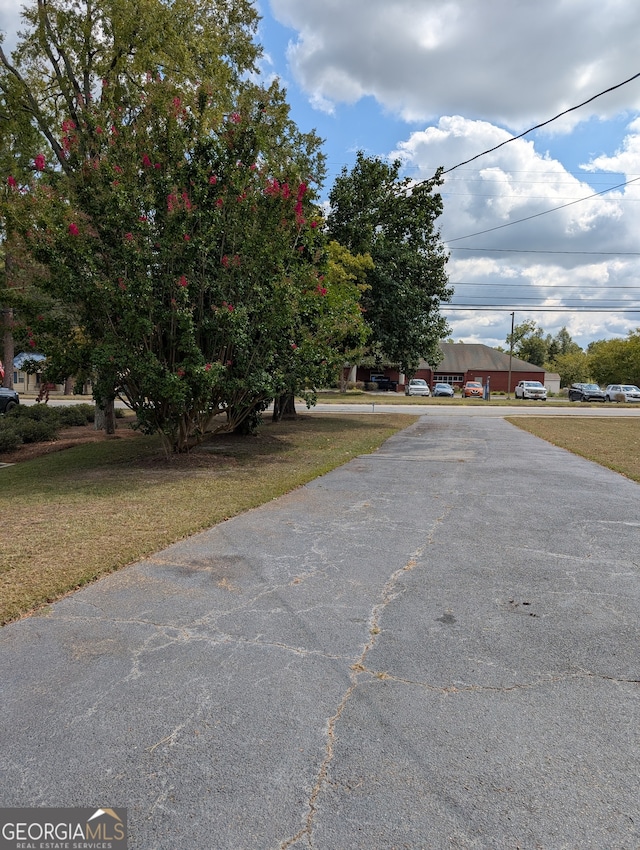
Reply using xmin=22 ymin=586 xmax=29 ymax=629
xmin=451 ymin=283 xmax=640 ymax=289
xmin=443 ymin=305 xmax=640 ymax=312
xmin=443 ymin=175 xmax=640 ymax=244
xmin=438 ymin=71 xmax=640 ymax=177
xmin=449 ymin=247 xmax=640 ymax=256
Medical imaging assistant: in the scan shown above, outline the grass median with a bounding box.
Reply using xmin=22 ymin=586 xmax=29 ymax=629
xmin=0 ymin=412 xmax=417 ymax=625
xmin=507 ymin=416 xmax=640 ymax=482
xmin=316 ymin=391 xmax=574 ymax=406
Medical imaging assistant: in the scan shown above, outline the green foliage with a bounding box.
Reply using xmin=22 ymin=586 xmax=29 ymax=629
xmin=546 ymin=326 xmax=582 ymax=361
xmin=587 ymin=330 xmax=640 ymax=386
xmin=0 ymin=423 xmax=23 ymax=453
xmin=550 ymin=350 xmax=590 ymax=387
xmin=0 ymin=402 xmax=96 ymax=451
xmin=8 ymin=403 xmax=59 ymax=423
xmin=508 ymin=320 xmax=547 ymax=366
xmin=0 ymin=1 xmax=368 ymax=452
xmin=15 ymin=417 xmax=59 ymax=443
xmin=57 ymin=404 xmax=94 ymax=426
xmin=508 ymin=323 xmax=585 ymax=373
xmin=3 ymin=404 xmax=60 ymax=443
xmin=326 ymin=152 xmax=451 ymax=374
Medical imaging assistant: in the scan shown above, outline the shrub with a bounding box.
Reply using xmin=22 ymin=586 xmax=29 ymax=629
xmin=16 ymin=418 xmax=59 ymax=443
xmin=76 ymin=403 xmax=96 ymax=422
xmin=7 ymin=403 xmax=61 ymax=424
xmin=58 ymin=405 xmax=91 ymax=427
xmin=0 ymin=424 xmax=23 ymax=454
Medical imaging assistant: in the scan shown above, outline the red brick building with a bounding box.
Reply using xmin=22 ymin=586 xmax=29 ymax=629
xmin=352 ymin=342 xmax=546 ymax=393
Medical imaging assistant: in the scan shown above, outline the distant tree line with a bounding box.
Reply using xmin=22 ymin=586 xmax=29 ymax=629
xmin=499 ymin=321 xmax=640 ymax=387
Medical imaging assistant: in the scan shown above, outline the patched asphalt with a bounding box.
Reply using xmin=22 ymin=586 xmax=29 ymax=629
xmin=1 ymin=413 xmax=638 ymax=849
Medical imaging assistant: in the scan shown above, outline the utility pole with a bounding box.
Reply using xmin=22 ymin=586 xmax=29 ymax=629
xmin=507 ymin=311 xmax=514 ymax=399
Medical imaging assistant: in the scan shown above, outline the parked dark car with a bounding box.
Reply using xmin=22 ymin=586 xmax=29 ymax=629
xmin=567 ymin=383 xmax=605 ymax=402
xmin=368 ymin=374 xmax=398 ymax=392
xmin=0 ymin=387 xmax=20 ymax=413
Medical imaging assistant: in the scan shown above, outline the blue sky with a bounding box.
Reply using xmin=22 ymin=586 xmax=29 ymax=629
xmin=255 ymin=0 xmax=640 ymax=350
xmin=3 ymin=0 xmax=640 ymax=351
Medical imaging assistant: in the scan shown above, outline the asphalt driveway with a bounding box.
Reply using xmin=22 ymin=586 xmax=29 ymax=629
xmin=1 ymin=414 xmax=638 ymax=849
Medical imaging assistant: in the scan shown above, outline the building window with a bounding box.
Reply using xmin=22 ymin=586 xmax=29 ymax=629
xmin=433 ymin=374 xmax=463 ymax=384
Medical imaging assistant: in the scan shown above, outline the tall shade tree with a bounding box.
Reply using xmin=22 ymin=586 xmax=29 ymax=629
xmin=326 ymin=152 xmax=451 ymax=375
xmin=0 ymin=1 xmax=367 ymax=451
xmin=506 ymin=319 xmax=547 ymax=367
xmin=0 ymin=0 xmax=261 ymax=416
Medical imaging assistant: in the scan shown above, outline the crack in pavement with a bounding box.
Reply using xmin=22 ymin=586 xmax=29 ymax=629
xmin=341 ymin=667 xmax=640 ymax=694
xmin=279 ymin=504 xmax=454 ymax=850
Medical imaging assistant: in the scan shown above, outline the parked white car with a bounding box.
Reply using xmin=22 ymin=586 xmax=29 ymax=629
xmin=514 ymin=380 xmax=547 ymax=400
xmin=604 ymin=384 xmax=640 ymax=402
xmin=405 ymin=378 xmax=430 ymax=397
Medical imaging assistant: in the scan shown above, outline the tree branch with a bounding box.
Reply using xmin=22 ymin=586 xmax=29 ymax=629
xmin=0 ymin=43 xmax=67 ymax=170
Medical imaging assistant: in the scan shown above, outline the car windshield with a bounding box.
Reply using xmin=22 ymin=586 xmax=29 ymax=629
xmin=583 ymin=384 xmax=601 ymax=390
xmin=622 ymin=385 xmax=639 ymax=391
xmin=411 ymin=380 xmax=427 ymax=385
xmin=526 ymin=382 xmax=544 ymax=387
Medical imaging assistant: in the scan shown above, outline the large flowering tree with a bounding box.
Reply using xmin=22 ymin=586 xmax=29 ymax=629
xmin=1 ymin=0 xmax=367 ymax=451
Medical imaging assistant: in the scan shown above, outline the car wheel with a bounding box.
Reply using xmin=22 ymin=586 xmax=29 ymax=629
xmin=5 ymin=401 xmax=17 ymax=412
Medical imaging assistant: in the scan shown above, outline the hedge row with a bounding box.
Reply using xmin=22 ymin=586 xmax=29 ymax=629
xmin=0 ymin=403 xmax=95 ymax=454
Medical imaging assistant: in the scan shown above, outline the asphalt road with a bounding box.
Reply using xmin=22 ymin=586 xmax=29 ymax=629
xmin=1 ymin=413 xmax=638 ymax=849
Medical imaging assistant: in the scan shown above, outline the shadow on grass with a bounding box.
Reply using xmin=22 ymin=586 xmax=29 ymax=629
xmin=0 ymin=413 xmax=413 ymax=499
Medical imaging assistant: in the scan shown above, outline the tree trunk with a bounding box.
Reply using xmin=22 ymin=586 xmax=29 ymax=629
xmin=95 ymin=398 xmax=116 ymax=434
xmin=340 ymin=364 xmax=357 ymax=393
xmin=272 ymin=391 xmax=297 ymax=422
xmin=64 ymin=376 xmax=74 ymax=395
xmin=2 ymin=308 xmax=14 ymax=389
